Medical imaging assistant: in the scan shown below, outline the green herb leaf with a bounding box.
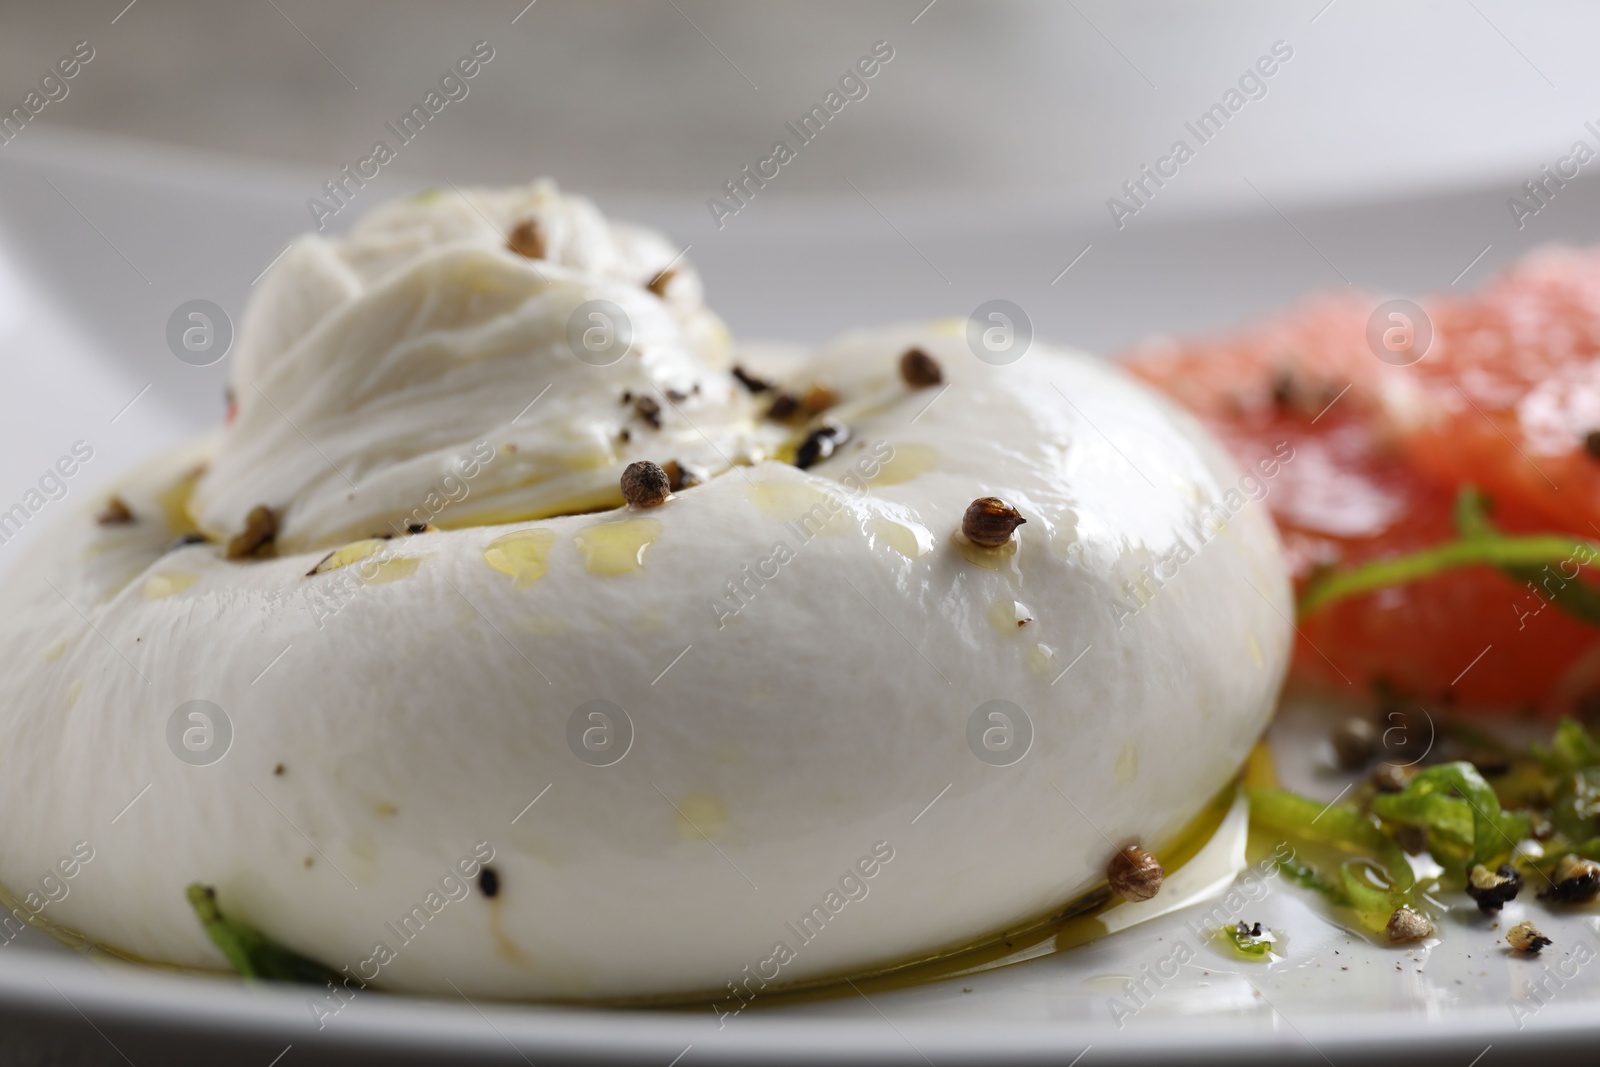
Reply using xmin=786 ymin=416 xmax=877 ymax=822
xmin=1530 ymin=719 xmax=1600 ymax=774
xmin=1370 ymin=762 xmax=1530 ymax=873
xmin=1246 ymin=786 xmax=1415 ymax=931
xmin=186 ymin=884 xmax=340 ymax=985
xmin=1297 ymin=487 xmax=1600 ymax=624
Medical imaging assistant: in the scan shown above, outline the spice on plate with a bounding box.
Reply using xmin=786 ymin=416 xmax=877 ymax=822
xmin=1370 ymin=762 xmax=1412 ymax=793
xmin=478 ymin=866 xmax=501 ymax=899
xmin=1507 ymin=920 xmax=1552 ymax=954
xmin=1331 ymin=717 xmax=1379 ymax=769
xmin=899 ymin=347 xmax=944 ymax=388
xmin=1465 ymin=863 xmax=1523 ymax=914
xmin=1107 ymin=844 xmax=1163 ymax=902
xmin=507 ymin=218 xmax=545 ymax=259
xmin=1385 ymin=905 xmax=1433 ymax=943
xmin=226 ymin=505 xmax=278 ymax=560
xmin=1540 ymin=855 xmax=1600 ymax=904
xmin=621 ymin=461 xmax=673 ymax=508
xmin=96 ymin=497 xmax=135 ymax=525
xmin=963 ymin=497 xmax=1026 ymax=548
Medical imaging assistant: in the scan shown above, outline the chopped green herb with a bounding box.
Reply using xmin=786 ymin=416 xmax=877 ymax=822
xmin=1298 ymin=487 xmax=1600 ymax=625
xmin=1221 ymin=920 xmax=1275 ymax=959
xmin=185 ymin=884 xmax=340 ymax=985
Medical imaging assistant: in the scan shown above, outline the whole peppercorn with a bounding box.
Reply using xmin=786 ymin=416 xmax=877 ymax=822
xmin=963 ymin=497 xmax=1026 ymax=548
xmin=1507 ymin=920 xmax=1552 ymax=954
xmin=620 ymin=461 xmax=672 ymax=508
xmin=899 ymin=347 xmax=944 ymax=388
xmin=1465 ymin=863 xmax=1523 ymax=914
xmin=1385 ymin=905 xmax=1433 ymax=943
xmin=507 ymin=218 xmax=545 ymax=259
xmin=1331 ymin=717 xmax=1379 ymax=769
xmin=1107 ymin=844 xmax=1163 ymax=902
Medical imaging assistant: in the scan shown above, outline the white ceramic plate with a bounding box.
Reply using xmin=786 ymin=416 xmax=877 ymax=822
xmin=3 ymin=130 xmax=1600 ymax=1065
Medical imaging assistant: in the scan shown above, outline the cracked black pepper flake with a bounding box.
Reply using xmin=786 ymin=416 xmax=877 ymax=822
xmin=507 ymin=218 xmax=545 ymax=259
xmin=1108 ymin=844 xmax=1163 ymax=902
xmin=648 ymin=268 xmax=676 ymax=298
xmin=621 ymin=461 xmax=672 ymax=508
xmin=1465 ymin=863 xmax=1523 ymax=914
xmin=405 ymin=523 xmax=432 ymax=535
xmin=478 ymin=866 xmax=500 ymax=899
xmin=273 ymin=763 xmax=285 ymax=776
xmin=767 ymin=392 xmax=802 ymax=421
xmin=633 ymin=395 xmax=662 ymax=429
xmin=1540 ymin=855 xmax=1600 ymax=904
xmin=1585 ymin=430 xmax=1600 ymax=460
xmin=226 ymin=505 xmax=278 ymax=560
xmin=665 ymin=387 xmax=688 ymax=402
xmin=732 ymin=366 xmax=772 ymax=394
xmin=661 ymin=460 xmax=705 ymax=492
xmin=1508 ymin=920 xmax=1552 ymax=954
xmin=1386 ymin=906 xmax=1433 ymax=943
xmin=795 ymin=420 xmax=850 ymax=470
xmin=962 ymin=497 xmax=1026 ymax=548
xmin=899 ymin=347 xmax=944 ymax=388
xmin=96 ymin=497 xmax=135 ymax=525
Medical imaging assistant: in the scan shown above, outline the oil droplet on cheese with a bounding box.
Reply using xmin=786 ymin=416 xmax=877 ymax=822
xmin=868 ymin=444 xmax=939 ymax=487
xmin=955 ymin=533 xmax=1020 ymax=573
xmin=746 ymin=479 xmax=842 ymax=528
xmin=44 ymin=637 xmax=67 ymax=663
xmin=361 ymin=557 xmax=421 ymax=584
xmin=574 ymin=518 xmax=661 ymax=576
xmin=675 ymin=793 xmax=729 ymax=841
xmin=143 ymin=572 xmax=198 ymax=600
xmin=308 ymin=538 xmax=387 ymax=575
xmin=869 ymin=515 xmax=934 ymax=559
xmin=65 ymin=679 xmax=81 ymax=709
xmin=1245 ymin=631 xmax=1264 ymax=669
xmin=1115 ymin=742 xmax=1138 ymax=784
xmin=1028 ymin=643 xmax=1057 ymax=675
xmin=988 ymin=599 xmax=1033 ymax=635
xmin=484 ymin=528 xmax=557 ymax=589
